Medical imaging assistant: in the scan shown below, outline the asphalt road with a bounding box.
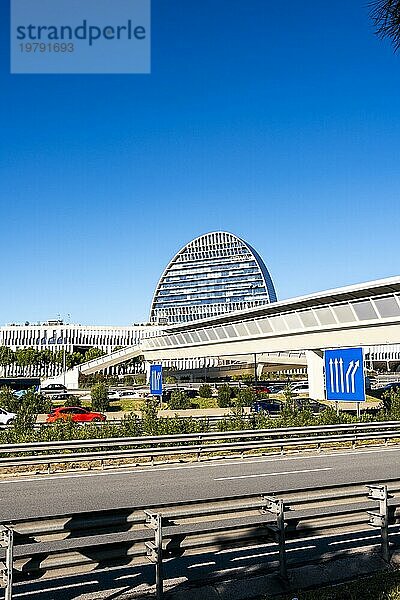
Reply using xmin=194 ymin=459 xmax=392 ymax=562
xmin=3 ymin=446 xmax=400 ymax=521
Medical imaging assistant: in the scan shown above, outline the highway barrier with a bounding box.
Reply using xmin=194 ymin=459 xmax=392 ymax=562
xmin=1 ymin=477 xmax=400 ymax=598
xmin=0 ymin=421 xmax=400 ymax=472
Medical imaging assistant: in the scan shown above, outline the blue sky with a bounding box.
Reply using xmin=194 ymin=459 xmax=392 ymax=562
xmin=1 ymin=0 xmax=400 ymax=325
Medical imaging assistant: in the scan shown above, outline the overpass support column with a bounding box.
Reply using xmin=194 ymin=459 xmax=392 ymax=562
xmin=306 ymin=350 xmax=325 ymax=400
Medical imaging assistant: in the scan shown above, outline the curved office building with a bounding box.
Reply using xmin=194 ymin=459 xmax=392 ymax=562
xmin=150 ymin=231 xmax=277 ymax=325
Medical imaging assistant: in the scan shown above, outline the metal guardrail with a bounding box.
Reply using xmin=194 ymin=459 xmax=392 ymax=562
xmin=1 ymin=477 xmax=400 ymax=598
xmin=0 ymin=421 xmax=400 ymax=471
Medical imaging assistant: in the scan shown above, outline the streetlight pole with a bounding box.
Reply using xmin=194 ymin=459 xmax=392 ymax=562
xmin=63 ymin=346 xmax=66 ymax=388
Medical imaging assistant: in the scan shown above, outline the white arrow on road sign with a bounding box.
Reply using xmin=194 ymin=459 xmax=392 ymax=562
xmin=345 ymin=360 xmax=354 ymax=394
xmin=334 ymin=358 xmax=339 ymax=393
xmin=350 ymin=360 xmax=359 ymax=394
xmin=329 ymin=358 xmax=334 ymax=393
xmin=339 ymin=358 xmax=344 ymax=393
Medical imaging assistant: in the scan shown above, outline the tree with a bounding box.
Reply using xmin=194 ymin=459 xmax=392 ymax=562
xmin=198 ymin=384 xmax=212 ymax=398
xmin=382 ymin=388 xmax=400 ymax=418
xmin=21 ymin=388 xmax=52 ymax=414
xmin=169 ymin=390 xmax=191 ymax=410
xmin=0 ymin=347 xmax=15 ymax=371
xmin=282 ymin=384 xmax=297 ymax=413
xmin=370 ymin=0 xmax=400 ymax=52
xmin=236 ymin=387 xmax=256 ymax=406
xmin=70 ymin=351 xmax=85 ymax=367
xmin=38 ymin=349 xmax=53 ymax=367
xmin=84 ymin=348 xmax=106 ymax=362
xmin=141 ymin=397 xmax=159 ymax=435
xmin=0 ymin=388 xmax=51 ymax=434
xmin=0 ymin=387 xmax=18 ymax=413
xmin=91 ymin=383 xmax=109 ymax=412
xmin=217 ymin=384 xmax=234 ymax=408
xmin=15 ymin=347 xmax=39 ymax=369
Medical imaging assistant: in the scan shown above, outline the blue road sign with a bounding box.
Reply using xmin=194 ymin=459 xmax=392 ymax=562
xmin=324 ymin=347 xmax=365 ymax=402
xmin=149 ymin=364 xmax=163 ymax=396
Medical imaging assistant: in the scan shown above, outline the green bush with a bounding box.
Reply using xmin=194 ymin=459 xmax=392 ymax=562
xmin=22 ymin=389 xmax=52 ymax=414
xmin=91 ymin=383 xmax=110 ymax=412
xmin=169 ymin=390 xmax=191 ymax=410
xmin=198 ymin=384 xmax=212 ymax=398
xmin=0 ymin=387 xmax=19 ymax=413
xmin=0 ymin=388 xmax=51 ymax=436
xmin=217 ymin=384 xmax=234 ymax=408
xmin=141 ymin=397 xmax=159 ymax=435
xmin=236 ymin=387 xmax=256 ymax=406
xmin=0 ymin=387 xmax=49 ymax=411
xmin=120 ymin=412 xmax=142 ymax=436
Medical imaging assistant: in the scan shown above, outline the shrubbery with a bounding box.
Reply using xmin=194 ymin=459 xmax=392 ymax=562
xmin=236 ymin=387 xmax=256 ymax=406
xmin=198 ymin=384 xmax=213 ymax=398
xmin=217 ymin=384 xmax=234 ymax=408
xmin=0 ymin=383 xmax=397 ymax=447
xmin=91 ymin=383 xmax=110 ymax=412
xmin=169 ymin=390 xmax=191 ymax=410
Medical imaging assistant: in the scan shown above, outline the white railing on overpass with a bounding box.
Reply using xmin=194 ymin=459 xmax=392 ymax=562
xmin=44 ymin=276 xmax=400 ymax=385
xmin=141 ymin=277 xmax=400 ymax=359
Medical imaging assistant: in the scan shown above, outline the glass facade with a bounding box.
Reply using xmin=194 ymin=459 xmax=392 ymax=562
xmin=150 ymin=231 xmax=277 ymax=324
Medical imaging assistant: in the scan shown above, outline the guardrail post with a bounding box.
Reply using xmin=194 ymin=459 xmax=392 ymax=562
xmin=367 ymin=484 xmax=390 ymax=562
xmin=0 ymin=525 xmax=13 ymax=600
xmin=145 ymin=511 xmax=164 ymax=600
xmin=261 ymin=495 xmax=287 ymax=580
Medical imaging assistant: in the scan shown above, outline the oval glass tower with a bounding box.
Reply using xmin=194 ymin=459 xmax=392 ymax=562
xmin=150 ymin=231 xmax=277 ymax=325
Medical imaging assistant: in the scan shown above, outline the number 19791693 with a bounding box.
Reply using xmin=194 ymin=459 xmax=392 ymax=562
xmin=19 ymin=43 xmax=74 ymax=52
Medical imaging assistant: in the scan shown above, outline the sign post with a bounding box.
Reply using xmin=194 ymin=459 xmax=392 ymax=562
xmin=324 ymin=347 xmax=365 ymax=411
xmin=149 ymin=364 xmax=163 ymax=407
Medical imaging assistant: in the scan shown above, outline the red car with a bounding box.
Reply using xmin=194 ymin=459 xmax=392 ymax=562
xmin=46 ymin=407 xmax=106 ymax=424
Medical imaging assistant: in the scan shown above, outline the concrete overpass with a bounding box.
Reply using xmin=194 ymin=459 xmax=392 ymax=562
xmin=46 ymin=276 xmax=400 ymax=399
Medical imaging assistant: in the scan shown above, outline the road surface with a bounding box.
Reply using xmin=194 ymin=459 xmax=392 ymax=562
xmin=3 ymin=445 xmax=400 ymax=520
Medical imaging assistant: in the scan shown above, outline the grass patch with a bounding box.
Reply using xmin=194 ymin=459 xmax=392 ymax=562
xmin=112 ymin=399 xmax=145 ymax=412
xmin=264 ymin=570 xmax=400 ymax=599
xmin=190 ymin=397 xmax=219 ymax=409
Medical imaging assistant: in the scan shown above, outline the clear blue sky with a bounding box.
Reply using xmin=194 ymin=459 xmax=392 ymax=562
xmin=1 ymin=0 xmax=400 ymax=326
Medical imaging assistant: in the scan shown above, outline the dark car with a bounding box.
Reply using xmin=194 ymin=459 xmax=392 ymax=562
xmin=370 ymin=382 xmax=400 ymax=401
xmin=52 ymin=393 xmax=73 ymax=402
xmin=41 ymin=383 xmax=67 ymax=394
xmin=294 ymin=398 xmax=326 ymax=413
xmin=250 ymin=400 xmax=282 ymax=414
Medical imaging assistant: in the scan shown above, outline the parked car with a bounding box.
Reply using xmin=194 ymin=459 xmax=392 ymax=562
xmin=119 ymin=390 xmax=141 ymax=398
xmin=290 ymin=382 xmax=309 ymax=395
xmin=370 ymin=382 xmax=400 ymax=401
xmin=41 ymin=384 xmax=67 ymax=394
xmin=46 ymin=407 xmax=106 ymax=423
xmin=251 ymin=385 xmax=272 ymax=396
xmin=294 ymin=398 xmax=326 ymax=413
xmin=250 ymin=400 xmax=282 ymax=414
xmin=0 ymin=408 xmax=16 ymax=426
xmin=107 ymin=390 xmax=121 ymax=400
xmin=52 ymin=393 xmax=73 ymax=402
xmin=267 ymin=384 xmax=286 ymax=394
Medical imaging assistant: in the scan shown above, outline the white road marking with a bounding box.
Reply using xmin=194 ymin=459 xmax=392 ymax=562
xmin=214 ymin=467 xmax=332 ymax=481
xmin=0 ymin=445 xmax=398 ymax=485
xmin=13 ymin=580 xmax=98 ymax=597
